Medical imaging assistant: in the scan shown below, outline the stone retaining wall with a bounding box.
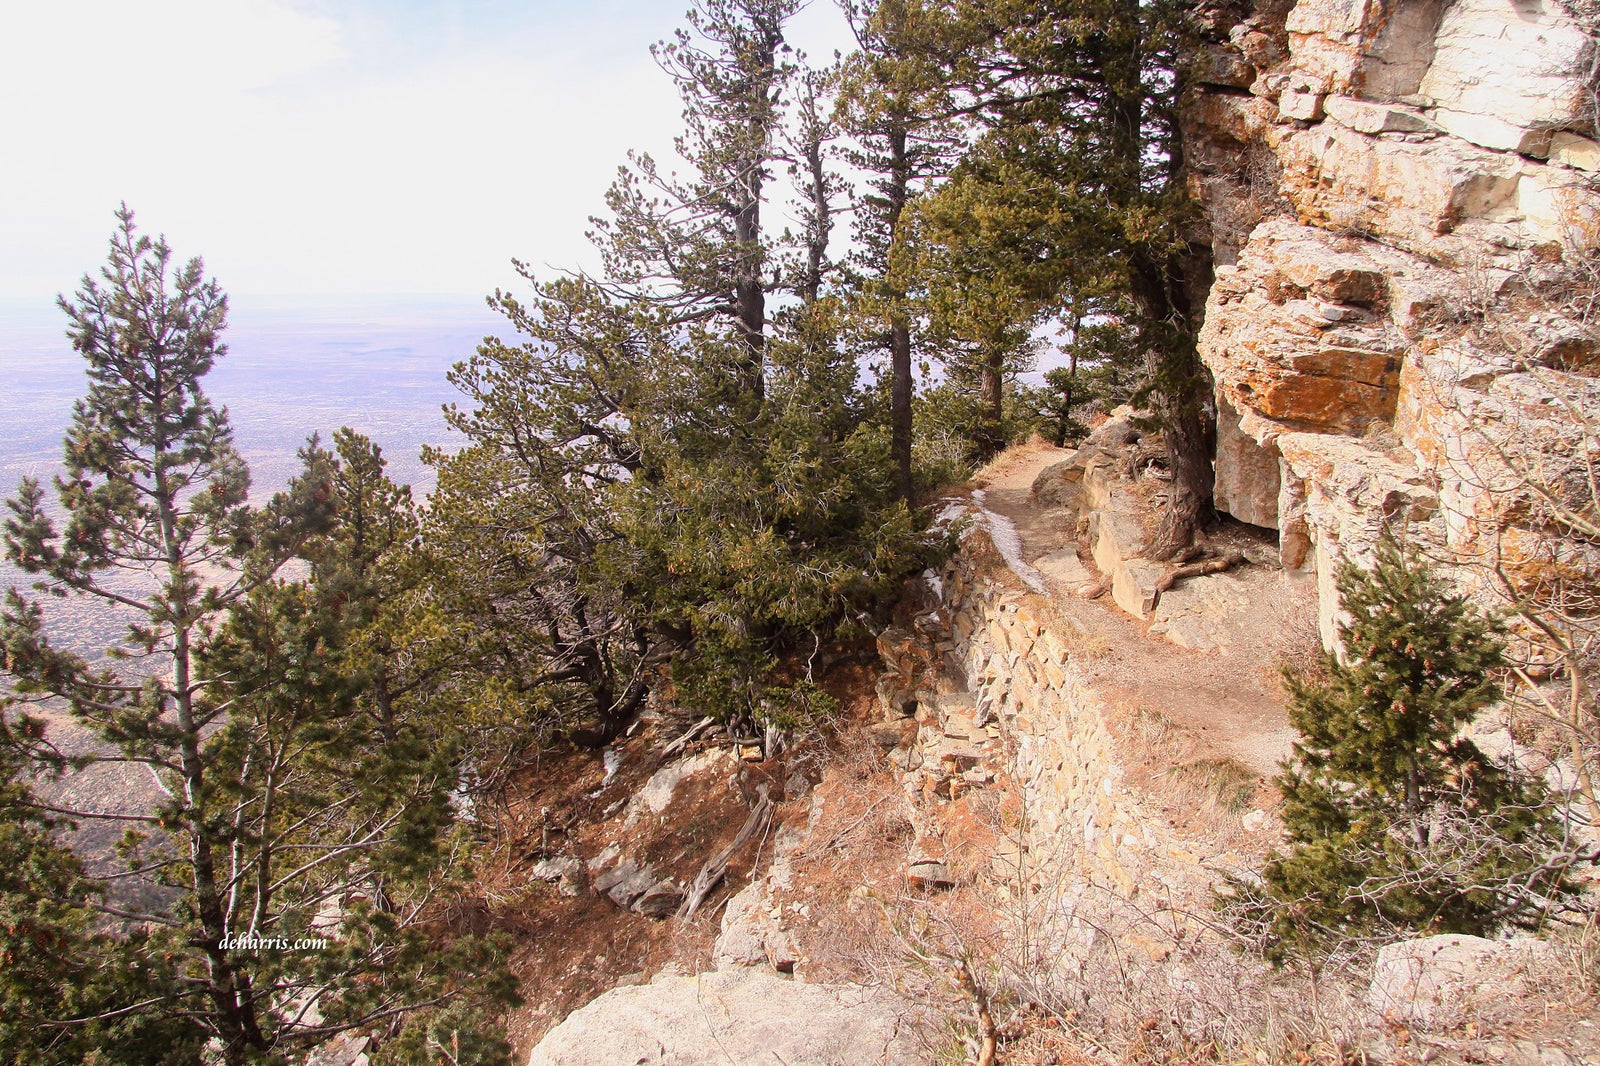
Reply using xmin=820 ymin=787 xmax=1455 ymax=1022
xmin=936 ymin=545 xmax=1192 ymax=904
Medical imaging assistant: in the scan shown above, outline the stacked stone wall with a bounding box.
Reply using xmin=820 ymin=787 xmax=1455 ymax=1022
xmin=936 ymin=547 xmax=1190 ymax=903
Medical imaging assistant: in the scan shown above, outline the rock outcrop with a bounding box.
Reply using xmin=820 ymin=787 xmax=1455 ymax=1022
xmin=523 ymin=971 xmax=922 ymax=1066
xmin=1029 ymin=408 xmax=1174 ymax=619
xmin=1188 ymin=0 xmax=1600 ymax=642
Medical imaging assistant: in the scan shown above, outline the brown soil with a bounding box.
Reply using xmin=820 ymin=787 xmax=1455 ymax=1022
xmin=479 ymin=656 xmax=888 ymax=1060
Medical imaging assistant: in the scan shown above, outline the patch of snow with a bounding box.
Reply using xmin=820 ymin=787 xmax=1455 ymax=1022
xmin=970 ymin=490 xmax=1049 ymax=594
xmin=625 ymin=748 xmax=734 ymax=826
xmin=922 ymin=568 xmax=944 ymax=601
xmin=933 ymin=497 xmax=969 ymax=530
xmin=588 ymin=746 xmax=626 ymax=798
xmin=449 ymin=762 xmax=480 ymax=823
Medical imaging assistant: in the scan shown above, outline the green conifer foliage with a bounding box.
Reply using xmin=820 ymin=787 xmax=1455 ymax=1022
xmin=0 ymin=745 xmax=204 ymax=1065
xmin=919 ymin=0 xmax=1215 ymax=554
xmin=434 ymin=3 xmax=932 ymax=738
xmin=1238 ymin=536 xmax=1580 ymax=956
xmin=836 ymin=0 xmax=969 ymax=495
xmin=2 ymin=211 xmax=513 ymax=1065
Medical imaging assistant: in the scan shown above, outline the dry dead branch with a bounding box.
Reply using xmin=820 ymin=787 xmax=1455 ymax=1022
xmin=678 ymin=783 xmax=774 ymax=919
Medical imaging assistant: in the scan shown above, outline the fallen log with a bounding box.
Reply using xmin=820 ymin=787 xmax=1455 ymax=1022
xmin=678 ymin=783 xmax=775 ymax=919
xmin=658 ymin=715 xmax=715 ymax=758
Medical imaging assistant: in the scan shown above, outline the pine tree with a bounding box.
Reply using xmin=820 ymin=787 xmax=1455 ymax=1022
xmin=1 ymin=210 xmax=513 ymax=1064
xmin=437 ymin=2 xmax=931 ymax=738
xmin=592 ymin=0 xmax=799 ymax=403
xmin=836 ymin=0 xmax=968 ymax=496
xmin=0 ymin=743 xmax=204 ymax=1065
xmin=921 ymin=0 xmax=1215 ymax=554
xmin=1240 ymin=535 xmax=1579 ymax=956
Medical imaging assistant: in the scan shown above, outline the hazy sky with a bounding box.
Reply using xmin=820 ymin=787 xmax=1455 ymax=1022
xmin=0 ymin=0 xmax=851 ymax=300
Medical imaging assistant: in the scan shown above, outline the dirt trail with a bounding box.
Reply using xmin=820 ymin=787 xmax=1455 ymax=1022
xmin=972 ymin=444 xmax=1301 ymax=778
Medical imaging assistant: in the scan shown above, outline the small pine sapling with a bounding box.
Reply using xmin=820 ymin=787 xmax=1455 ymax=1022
xmin=1226 ymin=534 xmax=1582 ymax=958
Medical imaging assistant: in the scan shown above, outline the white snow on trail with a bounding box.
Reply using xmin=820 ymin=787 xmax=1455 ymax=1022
xmin=969 ymin=490 xmax=1050 ymax=594
xmin=933 ymin=497 xmax=968 ymax=530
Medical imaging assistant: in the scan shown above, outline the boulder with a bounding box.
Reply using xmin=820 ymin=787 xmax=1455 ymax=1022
xmin=907 ymin=858 xmax=958 ymax=890
xmin=932 ymin=691 xmax=978 ymax=718
xmin=1275 ymin=432 xmax=1439 ymax=648
xmin=1089 ymin=505 xmax=1161 ymax=619
xmin=1368 ymin=934 xmax=1552 ymax=1027
xmin=1190 ymin=41 xmax=1255 ymax=90
xmin=1082 ymin=411 xmax=1142 ymax=452
xmin=1431 ymin=110 xmax=1552 ymax=157
xmin=529 ymin=856 xmax=586 ymax=898
xmin=868 ymin=720 xmax=916 ymax=750
xmin=592 ymin=859 xmax=659 ymax=911
xmin=1032 ymin=412 xmax=1149 ymax=510
xmin=1269 ymin=231 xmax=1388 ymax=306
xmin=525 ymin=971 xmax=923 ymax=1066
xmin=876 ymin=626 xmax=930 ymax=680
xmin=875 ymin=674 xmax=917 ymax=720
xmin=1212 ymin=397 xmax=1281 ymax=529
xmin=714 ymin=882 xmax=797 ymax=973
xmin=1549 ymin=132 xmax=1600 ymax=173
xmin=305 ymin=1034 xmax=370 ymax=1066
xmin=633 ymin=881 xmax=685 ymax=920
xmin=1031 ymin=454 xmax=1086 ymax=508
xmin=1278 ymin=89 xmax=1324 ymax=122
xmin=1514 ymin=161 xmax=1600 ymax=252
xmin=1324 ymin=96 xmax=1439 ymax=136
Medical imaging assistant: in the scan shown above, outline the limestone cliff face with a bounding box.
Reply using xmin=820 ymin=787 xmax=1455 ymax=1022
xmin=1186 ymin=0 xmax=1600 ymax=645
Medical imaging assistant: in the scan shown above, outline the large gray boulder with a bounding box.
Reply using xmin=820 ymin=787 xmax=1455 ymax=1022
xmin=1367 ymin=934 xmax=1552 ymax=1027
xmin=526 ymin=971 xmax=922 ymax=1066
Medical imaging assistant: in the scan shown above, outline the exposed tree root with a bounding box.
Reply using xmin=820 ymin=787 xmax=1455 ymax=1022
xmin=1150 ymin=550 xmax=1245 ymax=611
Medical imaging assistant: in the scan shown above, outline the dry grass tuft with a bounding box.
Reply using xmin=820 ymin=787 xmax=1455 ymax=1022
xmin=1270 ymin=607 xmax=1329 ymax=695
xmin=1167 ymin=757 xmax=1259 ymax=816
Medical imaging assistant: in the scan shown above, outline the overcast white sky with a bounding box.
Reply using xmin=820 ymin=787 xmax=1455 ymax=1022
xmin=0 ymin=0 xmax=851 ymax=300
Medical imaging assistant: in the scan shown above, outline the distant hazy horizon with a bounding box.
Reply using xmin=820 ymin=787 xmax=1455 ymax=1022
xmin=0 ymin=0 xmax=852 ymax=300
xmin=0 ymin=292 xmax=503 ymax=495
xmin=1 ymin=292 xmax=506 ymax=655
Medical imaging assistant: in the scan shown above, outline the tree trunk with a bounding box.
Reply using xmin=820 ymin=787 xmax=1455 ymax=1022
xmin=886 ymin=125 xmax=915 ymax=504
xmin=890 ymin=321 xmax=914 ymax=501
xmin=1146 ymin=348 xmax=1215 ymax=560
xmin=1130 ymin=249 xmax=1214 ymax=560
xmin=1103 ymin=12 xmax=1215 ymax=559
xmin=156 ymin=457 xmax=265 ymax=1060
xmin=734 ymin=221 xmax=766 ymax=405
xmin=730 ymin=22 xmax=784 ymax=406
xmin=978 ymin=347 xmax=1005 ymax=460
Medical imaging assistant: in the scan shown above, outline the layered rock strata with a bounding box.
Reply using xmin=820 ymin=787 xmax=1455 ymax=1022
xmin=1188 ymin=0 xmax=1600 ymax=645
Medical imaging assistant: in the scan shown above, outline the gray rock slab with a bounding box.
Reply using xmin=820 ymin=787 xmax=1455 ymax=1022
xmin=593 ymin=859 xmax=658 ymax=910
xmin=1034 ymin=548 xmax=1093 ymax=591
xmin=633 ymin=881 xmax=685 ymax=919
xmin=1367 ymin=934 xmax=1552 ymax=1028
xmin=526 ymin=971 xmax=922 ymax=1066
